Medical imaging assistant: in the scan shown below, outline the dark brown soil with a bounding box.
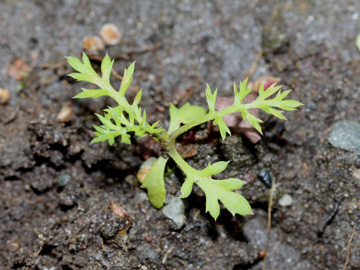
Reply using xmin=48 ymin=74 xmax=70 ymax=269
xmin=1 ymin=1 xmax=359 ymax=269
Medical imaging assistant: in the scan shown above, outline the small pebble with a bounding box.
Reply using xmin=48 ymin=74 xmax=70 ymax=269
xmin=82 ymin=36 xmax=105 ymax=53
xmin=57 ymin=174 xmax=71 ymax=186
xmin=355 ymin=158 xmax=360 ymax=168
xmin=279 ymin=194 xmax=293 ymax=207
xmin=176 ymin=143 xmax=198 ymax=159
xmin=7 ymin=59 xmax=30 ymax=80
xmin=162 ymin=197 xmax=186 ymax=229
xmin=329 ymin=120 xmax=360 ymax=154
xmin=0 ymin=88 xmax=10 ymax=105
xmin=144 ymin=235 xmax=153 ymax=243
xmin=109 ymin=201 xmax=131 ymax=225
xmin=257 ymin=169 xmax=272 ymax=188
xmin=57 ymin=102 xmax=73 ymax=122
xmin=100 ymin=23 xmax=122 ymax=45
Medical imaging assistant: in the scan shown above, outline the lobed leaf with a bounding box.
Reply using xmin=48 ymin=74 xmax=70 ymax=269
xmin=201 ymin=161 xmax=230 ymax=177
xmin=197 ymin=178 xmax=252 ymax=220
xmin=179 ymin=178 xmax=194 ymax=198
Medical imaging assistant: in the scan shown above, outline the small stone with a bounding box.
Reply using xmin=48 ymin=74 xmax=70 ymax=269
xmin=7 ymin=59 xmax=30 ymax=80
xmin=0 ymin=88 xmax=10 ymax=105
xmin=279 ymin=194 xmax=293 ymax=207
xmin=257 ymin=169 xmax=272 ymax=188
xmin=352 ymin=168 xmax=360 ymax=181
xmin=57 ymin=102 xmax=73 ymax=122
xmin=144 ymin=235 xmax=153 ymax=243
xmin=328 ymin=120 xmax=360 ymax=154
xmin=355 ymin=158 xmax=360 ymax=168
xmin=82 ymin=36 xmax=105 ymax=53
xmin=57 ymin=174 xmax=71 ymax=186
xmin=162 ymin=197 xmax=186 ymax=229
xmin=109 ymin=200 xmax=131 ymax=225
xmin=100 ymin=23 xmax=122 ymax=45
xmin=176 ymin=143 xmax=198 ymax=159
xmin=101 ymin=202 xmax=132 ymax=239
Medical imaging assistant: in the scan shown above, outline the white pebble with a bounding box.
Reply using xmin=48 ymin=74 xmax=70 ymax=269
xmin=279 ymin=194 xmax=293 ymax=207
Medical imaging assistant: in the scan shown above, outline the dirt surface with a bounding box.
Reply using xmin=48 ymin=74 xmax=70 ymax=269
xmin=1 ymin=1 xmax=360 ymax=269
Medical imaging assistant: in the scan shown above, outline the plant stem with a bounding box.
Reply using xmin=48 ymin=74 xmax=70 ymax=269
xmin=168 ymin=144 xmax=196 ymax=175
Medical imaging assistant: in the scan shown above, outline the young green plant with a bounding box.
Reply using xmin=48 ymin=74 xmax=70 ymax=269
xmin=67 ymin=53 xmax=302 ymax=220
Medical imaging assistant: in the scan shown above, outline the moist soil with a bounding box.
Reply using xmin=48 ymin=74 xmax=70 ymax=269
xmin=1 ymin=1 xmax=359 ymax=269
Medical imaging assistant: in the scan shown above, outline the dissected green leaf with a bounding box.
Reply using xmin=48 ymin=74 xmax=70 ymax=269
xmin=68 ymin=54 xmax=304 ymax=221
xmin=119 ymin=61 xmax=135 ymax=96
xmin=82 ymin=53 xmax=91 ymax=68
xmin=141 ymin=157 xmax=168 ymax=208
xmin=68 ymin=72 xmax=94 ymax=83
xmin=205 ymin=84 xmax=217 ymax=113
xmin=67 ymin=54 xmax=103 ymax=87
xmin=92 ymin=124 xmax=123 ymax=146
xmin=168 ymin=103 xmax=207 ymax=134
xmin=234 ymin=79 xmax=251 ymax=105
xmin=101 ymin=53 xmax=114 ymax=82
xmin=73 ymin=88 xmax=110 ymax=99
xmin=213 ymin=116 xmax=231 ymax=140
xmin=134 ymin=89 xmax=143 ymax=105
xmin=244 ymin=113 xmax=263 ymax=134
xmin=67 ymin=56 xmax=88 ymax=73
xmin=257 ymin=83 xmax=281 ymax=100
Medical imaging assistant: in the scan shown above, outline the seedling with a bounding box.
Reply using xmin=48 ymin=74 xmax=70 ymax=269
xmin=67 ymin=53 xmax=302 ymax=220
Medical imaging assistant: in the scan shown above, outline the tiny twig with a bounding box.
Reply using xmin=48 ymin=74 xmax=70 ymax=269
xmin=244 ymin=50 xmax=263 ymax=80
xmin=37 ymin=60 xmax=68 ymax=76
xmin=317 ymin=196 xmax=344 ymax=238
xmin=343 ymin=229 xmax=356 ymax=270
xmin=111 ymin=68 xmax=123 ymax=80
xmin=162 ymin=244 xmax=175 ymax=264
xmin=193 ymin=209 xmax=201 ymax=220
xmin=262 ymin=179 xmax=276 ymax=270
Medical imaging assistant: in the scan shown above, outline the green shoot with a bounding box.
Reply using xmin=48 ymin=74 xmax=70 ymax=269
xmin=67 ymin=53 xmax=303 ymax=220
